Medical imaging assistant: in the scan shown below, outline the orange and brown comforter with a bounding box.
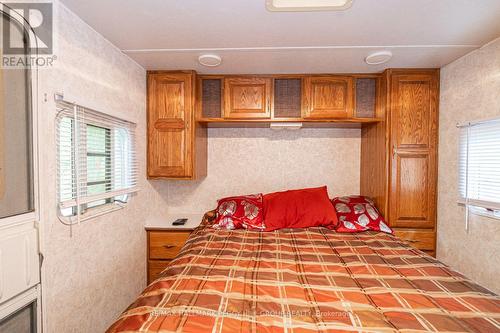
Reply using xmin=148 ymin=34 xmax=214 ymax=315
xmin=107 ymin=224 xmax=500 ymax=332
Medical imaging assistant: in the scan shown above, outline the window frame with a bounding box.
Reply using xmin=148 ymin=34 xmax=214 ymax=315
xmin=56 ymin=101 xmax=138 ymax=224
xmin=458 ymin=118 xmax=500 ymax=220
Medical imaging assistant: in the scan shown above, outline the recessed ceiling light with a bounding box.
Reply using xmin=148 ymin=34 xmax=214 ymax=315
xmin=198 ymin=54 xmax=222 ymax=67
xmin=365 ymin=51 xmax=393 ymax=65
xmin=266 ymin=0 xmax=353 ymax=12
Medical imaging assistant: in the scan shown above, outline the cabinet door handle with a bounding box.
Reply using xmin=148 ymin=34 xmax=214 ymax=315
xmin=163 ymin=244 xmax=176 ymax=249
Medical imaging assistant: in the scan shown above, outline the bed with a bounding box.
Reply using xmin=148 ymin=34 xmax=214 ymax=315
xmin=107 ymin=215 xmax=500 ymax=333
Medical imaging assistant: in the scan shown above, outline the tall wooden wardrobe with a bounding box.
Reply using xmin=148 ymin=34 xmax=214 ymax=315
xmin=361 ymin=69 xmax=440 ymax=256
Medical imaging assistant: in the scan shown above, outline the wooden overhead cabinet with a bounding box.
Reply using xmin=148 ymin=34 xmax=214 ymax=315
xmin=224 ymin=77 xmax=272 ymax=119
xmin=147 ymin=71 xmax=207 ymax=179
xmin=303 ymin=76 xmax=354 ymax=119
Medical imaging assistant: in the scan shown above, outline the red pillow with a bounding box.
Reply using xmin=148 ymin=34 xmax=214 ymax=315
xmin=332 ymin=196 xmax=393 ymax=234
xmin=213 ymin=194 xmax=265 ymax=230
xmin=263 ymin=186 xmax=338 ymax=231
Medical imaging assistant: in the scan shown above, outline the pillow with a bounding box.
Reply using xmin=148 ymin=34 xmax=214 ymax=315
xmin=332 ymin=195 xmax=393 ymax=234
xmin=263 ymin=186 xmax=338 ymax=231
xmin=213 ymin=194 xmax=265 ymax=230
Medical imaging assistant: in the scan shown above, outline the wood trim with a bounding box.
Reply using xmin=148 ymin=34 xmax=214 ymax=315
xmin=360 ymin=75 xmax=388 ymax=216
xmin=198 ymin=73 xmax=383 ymax=79
xmin=197 ymin=118 xmax=381 ymax=124
xmin=154 ymin=119 xmax=185 ymax=131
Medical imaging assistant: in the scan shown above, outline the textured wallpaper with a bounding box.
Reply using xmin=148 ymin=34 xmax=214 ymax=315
xmin=155 ymin=127 xmax=361 ymax=215
xmin=37 ymin=3 xmax=168 ymax=332
xmin=438 ymin=37 xmax=500 ymax=294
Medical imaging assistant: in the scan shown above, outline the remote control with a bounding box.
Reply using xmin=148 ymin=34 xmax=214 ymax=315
xmin=172 ymin=218 xmax=188 ymax=226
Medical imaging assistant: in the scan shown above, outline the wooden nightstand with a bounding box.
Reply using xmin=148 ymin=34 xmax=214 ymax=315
xmin=145 ymin=214 xmax=203 ymax=284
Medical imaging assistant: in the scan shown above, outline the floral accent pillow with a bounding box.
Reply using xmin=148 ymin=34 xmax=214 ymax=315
xmin=332 ymin=196 xmax=393 ymax=234
xmin=213 ymin=194 xmax=265 ymax=230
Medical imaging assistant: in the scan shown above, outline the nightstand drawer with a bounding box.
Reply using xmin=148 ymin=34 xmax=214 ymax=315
xmin=395 ymin=229 xmax=435 ymax=251
xmin=148 ymin=260 xmax=170 ymax=283
xmin=148 ymin=231 xmax=191 ymax=259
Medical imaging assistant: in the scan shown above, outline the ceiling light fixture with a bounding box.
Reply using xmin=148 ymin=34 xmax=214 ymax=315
xmin=266 ymin=0 xmax=353 ymax=12
xmin=365 ymin=51 xmax=393 ymax=65
xmin=198 ymin=54 xmax=222 ymax=67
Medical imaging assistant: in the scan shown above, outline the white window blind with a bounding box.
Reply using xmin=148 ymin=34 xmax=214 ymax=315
xmin=458 ymin=119 xmax=500 ymax=211
xmin=56 ymin=101 xmax=138 ymax=224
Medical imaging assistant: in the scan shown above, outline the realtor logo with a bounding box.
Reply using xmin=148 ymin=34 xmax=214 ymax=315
xmin=2 ymin=1 xmax=53 ymax=54
xmin=1 ymin=1 xmax=56 ymax=68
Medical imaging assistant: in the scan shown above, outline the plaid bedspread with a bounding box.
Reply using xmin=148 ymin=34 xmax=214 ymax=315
xmin=107 ymin=223 xmax=500 ymax=332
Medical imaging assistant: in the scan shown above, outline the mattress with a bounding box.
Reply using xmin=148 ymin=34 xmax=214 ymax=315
xmin=107 ymin=220 xmax=500 ymax=332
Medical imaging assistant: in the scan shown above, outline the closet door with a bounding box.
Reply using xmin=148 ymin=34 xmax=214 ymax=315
xmin=389 ymin=71 xmax=439 ymax=229
xmin=147 ymin=72 xmax=194 ymax=178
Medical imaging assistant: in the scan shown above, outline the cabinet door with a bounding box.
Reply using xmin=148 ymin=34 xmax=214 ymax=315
xmin=303 ymin=76 xmax=353 ymax=118
xmin=147 ymin=72 xmax=194 ymax=178
xmin=224 ymin=77 xmax=271 ymax=118
xmin=389 ymin=72 xmax=438 ymax=229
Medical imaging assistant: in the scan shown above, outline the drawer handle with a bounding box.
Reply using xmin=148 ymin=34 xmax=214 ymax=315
xmin=163 ymin=244 xmax=177 ymax=249
xmin=407 ymin=239 xmax=419 ymax=243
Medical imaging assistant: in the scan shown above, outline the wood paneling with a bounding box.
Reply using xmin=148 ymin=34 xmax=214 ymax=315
xmin=147 ymin=71 xmax=207 ymax=179
xmin=303 ymin=76 xmax=353 ymax=118
xmin=224 ymin=77 xmax=272 ymax=118
xmin=360 ymin=75 xmax=388 ymax=217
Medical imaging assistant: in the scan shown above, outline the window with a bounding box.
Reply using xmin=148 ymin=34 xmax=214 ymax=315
xmin=458 ymin=118 xmax=500 ymax=217
xmin=56 ymin=103 xmax=137 ymax=223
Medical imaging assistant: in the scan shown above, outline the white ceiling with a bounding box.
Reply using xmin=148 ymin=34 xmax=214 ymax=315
xmin=60 ymin=0 xmax=500 ymax=73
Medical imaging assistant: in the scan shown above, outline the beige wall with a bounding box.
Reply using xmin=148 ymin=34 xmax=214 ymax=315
xmin=38 ymin=3 xmax=168 ymax=332
xmin=437 ymin=37 xmax=500 ymax=294
xmin=157 ymin=127 xmax=361 ymax=215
